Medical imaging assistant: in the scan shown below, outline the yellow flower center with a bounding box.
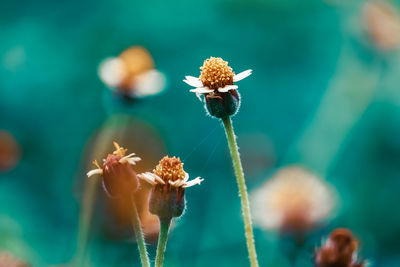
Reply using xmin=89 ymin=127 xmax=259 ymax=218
xmin=119 ymin=46 xmax=154 ymax=89
xmin=154 ymin=156 xmax=186 ymax=182
xmin=112 ymin=141 xmax=127 ymax=157
xmin=199 ymin=57 xmax=235 ymax=90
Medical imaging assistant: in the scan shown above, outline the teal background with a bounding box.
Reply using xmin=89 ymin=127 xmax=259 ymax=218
xmin=1 ymin=0 xmax=400 ymax=266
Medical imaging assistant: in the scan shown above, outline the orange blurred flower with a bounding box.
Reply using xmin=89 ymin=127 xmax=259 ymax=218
xmin=251 ymin=166 xmax=336 ymax=233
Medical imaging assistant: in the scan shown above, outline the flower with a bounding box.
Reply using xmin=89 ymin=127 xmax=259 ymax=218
xmin=251 ymin=166 xmax=336 ymax=233
xmin=0 ymin=251 xmax=29 ymax=267
xmin=315 ymin=228 xmax=366 ymax=267
xmin=138 ymin=156 xmax=203 ymax=219
xmin=183 ymin=57 xmax=252 ymax=118
xmin=0 ymin=130 xmax=20 ymax=172
xmin=98 ymin=46 xmax=166 ymax=98
xmin=363 ymin=1 xmax=400 ymax=51
xmin=87 ymin=142 xmax=141 ymax=197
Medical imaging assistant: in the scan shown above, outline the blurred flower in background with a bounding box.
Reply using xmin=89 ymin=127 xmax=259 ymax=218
xmin=84 ymin=116 xmax=166 ymax=241
xmin=98 ymin=46 xmax=166 ymax=99
xmin=363 ymin=0 xmax=400 ymax=51
xmin=251 ymin=166 xmax=336 ymax=234
xmin=0 ymin=131 xmax=20 ymax=172
xmin=315 ymin=228 xmax=366 ymax=267
xmin=0 ymin=251 xmax=29 ymax=267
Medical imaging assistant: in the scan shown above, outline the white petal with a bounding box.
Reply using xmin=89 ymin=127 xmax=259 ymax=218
xmin=183 ymin=76 xmax=203 ymax=87
xmin=168 ymin=180 xmax=180 ymax=186
xmin=183 ymin=172 xmax=189 ymax=182
xmin=189 ymin=87 xmax=214 ymax=94
xmin=137 ymin=172 xmax=157 ymax=185
xmin=98 ymin=57 xmax=126 ymax=87
xmin=233 ymin=69 xmax=252 ymax=82
xmin=87 ymin=169 xmax=103 ymax=177
xmin=132 ymin=70 xmax=166 ymax=97
xmin=183 ymin=177 xmax=204 ymax=188
xmin=218 ymin=85 xmax=238 ymax=93
xmin=119 ymin=153 xmax=141 ymax=164
xmin=126 ymin=158 xmax=142 ymax=165
xmin=154 ymin=174 xmax=166 ymax=184
xmin=195 ymin=92 xmax=203 ymax=102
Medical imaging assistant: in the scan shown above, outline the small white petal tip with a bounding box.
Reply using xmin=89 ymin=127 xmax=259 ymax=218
xmin=233 ymin=69 xmax=252 ymax=82
xmin=87 ymin=169 xmax=103 ymax=178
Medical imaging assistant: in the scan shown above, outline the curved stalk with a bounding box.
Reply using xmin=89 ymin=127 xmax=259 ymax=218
xmin=130 ymin=197 xmax=151 ymax=267
xmin=222 ymin=116 xmax=259 ymax=267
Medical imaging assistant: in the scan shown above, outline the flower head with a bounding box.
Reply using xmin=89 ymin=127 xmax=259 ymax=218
xmin=138 ymin=156 xmax=203 ymax=219
xmin=251 ymin=166 xmax=336 ymax=233
xmin=87 ymin=142 xmax=141 ymax=197
xmin=315 ymin=228 xmax=366 ymax=267
xmin=184 ymin=57 xmax=252 ymax=118
xmin=98 ymin=46 xmax=166 ymax=99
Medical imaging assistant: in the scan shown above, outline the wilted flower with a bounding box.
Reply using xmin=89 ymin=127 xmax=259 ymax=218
xmin=315 ymin=228 xmax=366 ymax=267
xmin=251 ymin=166 xmax=336 ymax=233
xmin=87 ymin=142 xmax=141 ymax=197
xmin=0 ymin=251 xmax=29 ymax=267
xmin=363 ymin=1 xmax=400 ymax=50
xmin=98 ymin=46 xmax=166 ymax=98
xmin=138 ymin=156 xmax=203 ymax=219
xmin=183 ymin=57 xmax=252 ymax=118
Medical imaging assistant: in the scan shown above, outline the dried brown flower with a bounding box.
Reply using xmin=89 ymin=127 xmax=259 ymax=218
xmin=87 ymin=142 xmax=141 ymax=197
xmin=315 ymin=228 xmax=366 ymax=267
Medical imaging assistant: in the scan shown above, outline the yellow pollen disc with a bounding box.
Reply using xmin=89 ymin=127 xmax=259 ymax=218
xmin=113 ymin=141 xmax=128 ymax=157
xmin=154 ymin=156 xmax=186 ymax=182
xmin=199 ymin=57 xmax=235 ymax=90
xmin=119 ymin=46 xmax=154 ymax=89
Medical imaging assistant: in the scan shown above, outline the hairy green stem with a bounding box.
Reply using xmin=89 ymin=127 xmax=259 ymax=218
xmin=222 ymin=116 xmax=259 ymax=267
xmin=155 ymin=218 xmax=172 ymax=267
xmin=130 ymin=197 xmax=151 ymax=267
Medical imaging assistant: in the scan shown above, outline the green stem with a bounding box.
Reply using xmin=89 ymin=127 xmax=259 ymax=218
xmin=74 ymin=176 xmax=99 ymax=266
xmin=155 ymin=218 xmax=172 ymax=267
xmin=222 ymin=116 xmax=259 ymax=267
xmin=130 ymin=197 xmax=151 ymax=267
